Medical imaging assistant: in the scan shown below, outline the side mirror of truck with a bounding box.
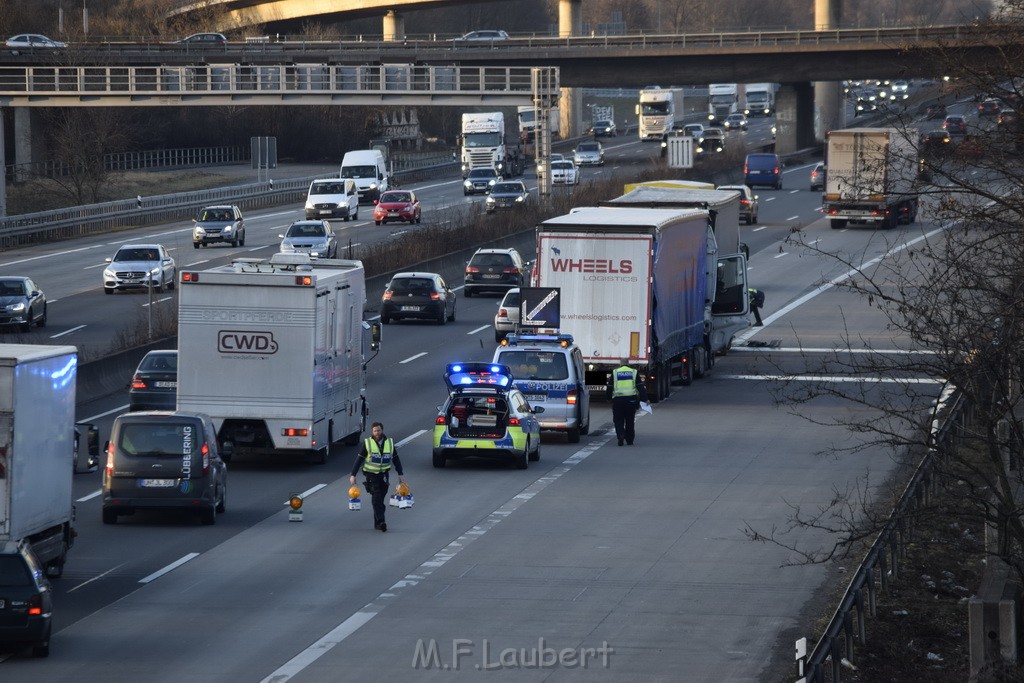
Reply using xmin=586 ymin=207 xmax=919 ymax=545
xmin=370 ymin=321 xmax=382 ymax=351
xmin=220 ymin=441 xmax=234 ymax=462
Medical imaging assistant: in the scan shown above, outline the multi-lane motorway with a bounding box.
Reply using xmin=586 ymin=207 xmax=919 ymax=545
xmin=0 ymin=113 xmax=951 ymax=679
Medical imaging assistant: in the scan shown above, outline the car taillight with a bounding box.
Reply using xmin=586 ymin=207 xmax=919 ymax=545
xmin=743 ymin=163 xmax=749 ymax=174
xmin=774 ymin=167 xmax=780 ymax=175
xmin=430 ymin=292 xmax=441 ymax=300
xmin=503 ymin=267 xmax=519 ymax=274
xmin=508 ymin=417 xmax=520 ymax=426
xmin=27 ymin=594 xmax=43 ymax=616
xmin=382 ymin=291 xmax=393 ymax=300
xmin=466 ymin=266 xmax=480 ymax=273
xmin=739 ymin=199 xmax=749 ymax=205
xmin=201 ymin=442 xmax=210 ymax=475
xmin=566 ymin=389 xmax=577 ymax=405
xmin=435 ymin=415 xmax=447 ymax=425
xmin=131 ymin=374 xmax=147 ymax=389
xmin=105 ymin=442 xmax=115 ymax=475
xmin=497 ymin=309 xmax=509 ymax=320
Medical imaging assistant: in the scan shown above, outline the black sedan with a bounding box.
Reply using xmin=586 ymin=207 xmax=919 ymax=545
xmin=0 ymin=276 xmax=46 ymax=332
xmin=380 ymin=272 xmax=456 ymax=325
xmin=128 ymin=350 xmax=178 ymax=411
xmin=588 ymin=120 xmax=617 ymax=137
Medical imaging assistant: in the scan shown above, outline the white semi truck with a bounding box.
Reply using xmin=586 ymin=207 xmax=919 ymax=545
xmin=459 ymin=111 xmax=523 ymax=178
xmin=823 ymin=127 xmax=919 ymax=230
xmin=0 ymin=344 xmax=78 ymax=577
xmin=534 ymin=207 xmax=749 ymax=402
xmin=743 ymin=83 xmax=776 ymax=117
xmin=176 ymin=253 xmax=376 ymax=463
xmin=637 ymin=87 xmax=684 ymax=141
xmin=517 ymin=105 xmax=560 ymax=143
xmin=708 ymin=83 xmax=739 ymax=124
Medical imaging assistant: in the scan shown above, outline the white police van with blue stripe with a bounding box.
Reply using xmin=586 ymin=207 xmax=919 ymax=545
xmin=492 ymin=333 xmax=591 ymax=443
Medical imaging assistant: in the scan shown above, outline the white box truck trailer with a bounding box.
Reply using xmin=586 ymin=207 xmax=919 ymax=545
xmin=176 ymin=253 xmax=370 ymax=463
xmin=0 ymin=344 xmax=77 ymax=577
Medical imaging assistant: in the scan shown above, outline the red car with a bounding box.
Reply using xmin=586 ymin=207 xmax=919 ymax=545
xmin=373 ymin=190 xmax=421 ymax=225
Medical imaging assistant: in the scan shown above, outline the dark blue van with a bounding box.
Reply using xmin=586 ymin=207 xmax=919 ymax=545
xmin=744 ymin=153 xmax=783 ymax=189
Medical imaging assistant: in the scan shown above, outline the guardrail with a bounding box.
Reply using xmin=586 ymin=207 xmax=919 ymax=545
xmin=5 ymin=145 xmax=246 ymax=181
xmin=794 ymin=386 xmax=968 ymax=682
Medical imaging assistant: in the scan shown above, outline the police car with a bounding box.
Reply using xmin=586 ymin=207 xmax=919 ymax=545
xmin=433 ymin=362 xmax=543 ymax=469
xmin=492 ymin=334 xmax=591 ymax=443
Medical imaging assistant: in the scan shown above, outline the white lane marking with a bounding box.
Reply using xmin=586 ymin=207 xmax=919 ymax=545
xmin=719 ymin=374 xmax=945 ymax=384
xmin=786 ymin=215 xmax=800 ymax=221
xmin=142 ymin=297 xmax=174 ymax=307
xmin=51 ymin=325 xmax=86 ymax=338
xmin=185 ymin=260 xmax=212 ymax=267
xmin=396 ymin=429 xmax=427 ymax=447
xmin=77 ymin=489 xmax=102 ymax=503
xmin=731 ymin=346 xmax=936 ymax=355
xmin=764 ymin=196 xmax=776 ymax=202
xmin=773 ymin=252 xmax=788 ymax=259
xmin=68 ymin=562 xmax=128 ymax=594
xmin=282 ymin=483 xmax=327 ymax=505
xmin=84 ymin=262 xmax=107 ymax=270
xmin=82 ymin=404 xmax=130 ymax=422
xmin=752 ymin=226 xmax=767 ymax=232
xmin=468 ymin=324 xmax=490 ymax=335
xmin=251 ymin=210 xmax=297 ymax=220
xmin=0 ymin=244 xmax=108 ymax=269
xmin=399 ymin=352 xmax=427 ymax=364
xmin=260 ymin=434 xmax=613 ymax=683
xmin=138 ymin=553 xmax=200 ymax=584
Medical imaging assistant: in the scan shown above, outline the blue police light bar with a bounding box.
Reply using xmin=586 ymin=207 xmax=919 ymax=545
xmin=505 ymin=333 xmax=574 ymax=347
xmin=446 ymin=362 xmax=512 ymax=387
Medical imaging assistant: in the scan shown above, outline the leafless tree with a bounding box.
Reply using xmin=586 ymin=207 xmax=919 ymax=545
xmin=41 ymin=107 xmax=135 ymax=204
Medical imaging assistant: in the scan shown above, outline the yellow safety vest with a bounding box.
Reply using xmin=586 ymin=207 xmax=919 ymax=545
xmin=611 ymin=366 xmax=639 ymax=398
xmin=362 ymin=437 xmax=395 ymax=473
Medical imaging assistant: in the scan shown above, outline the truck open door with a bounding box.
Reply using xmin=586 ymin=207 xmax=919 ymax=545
xmin=710 ymin=253 xmax=750 ymax=353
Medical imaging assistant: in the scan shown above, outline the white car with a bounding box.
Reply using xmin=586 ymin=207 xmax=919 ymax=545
xmin=103 ymin=244 xmax=176 ymax=294
xmin=6 ymin=34 xmax=66 ymax=50
xmin=453 ymin=30 xmax=509 ymax=42
xmin=573 ymin=141 xmax=605 ymax=167
xmin=550 ymin=160 xmax=579 ymax=186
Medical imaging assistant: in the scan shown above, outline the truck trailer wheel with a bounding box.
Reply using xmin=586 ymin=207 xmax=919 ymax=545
xmin=680 ymin=358 xmax=694 ymax=387
xmin=830 ymin=219 xmax=847 ymax=230
xmin=102 ymin=508 xmax=118 ymax=525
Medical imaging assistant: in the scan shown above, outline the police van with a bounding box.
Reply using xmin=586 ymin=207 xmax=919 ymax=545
xmin=492 ymin=333 xmax=591 ymax=443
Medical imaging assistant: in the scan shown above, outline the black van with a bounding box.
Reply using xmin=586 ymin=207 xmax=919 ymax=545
xmin=102 ymin=411 xmax=228 ymax=525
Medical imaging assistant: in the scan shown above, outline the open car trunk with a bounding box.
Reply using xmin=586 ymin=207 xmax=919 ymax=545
xmin=446 ymin=395 xmax=510 ymax=439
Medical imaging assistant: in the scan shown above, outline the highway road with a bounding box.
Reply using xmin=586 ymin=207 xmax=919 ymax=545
xmin=0 ymin=108 xmax=955 ymax=679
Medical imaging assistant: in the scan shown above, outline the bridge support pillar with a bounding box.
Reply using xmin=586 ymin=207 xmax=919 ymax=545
xmin=558 ymin=0 xmax=582 ymax=137
xmin=0 ymin=109 xmax=6 ymax=217
xmin=814 ymin=0 xmax=844 ymax=140
xmin=775 ymin=83 xmax=816 ymax=155
xmin=13 ymin=108 xmax=45 ymax=183
xmin=382 ymin=10 xmax=405 ymax=41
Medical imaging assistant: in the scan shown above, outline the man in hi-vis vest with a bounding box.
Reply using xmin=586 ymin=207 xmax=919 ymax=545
xmin=350 ymin=422 xmax=406 ymax=532
xmin=606 ymin=359 xmax=649 ymax=446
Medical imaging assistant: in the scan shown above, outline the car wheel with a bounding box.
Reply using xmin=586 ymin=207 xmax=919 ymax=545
xmin=104 ymin=287 xmax=112 ymax=295
xmin=464 ymin=288 xmax=473 ymax=298
xmin=437 ymin=308 xmax=446 ymax=325
xmin=193 ymin=242 xmax=200 ymax=249
xmin=448 ymin=302 xmax=456 ymax=322
xmin=20 ymin=318 xmax=30 ymax=333
xmin=31 ymin=625 xmax=51 ymax=658
xmin=567 ymin=426 xmax=580 ymax=444
xmin=495 ymin=330 xmax=505 ymax=343
xmin=416 ymin=214 xmax=422 ymax=224
xmin=168 ymin=270 xmax=176 ymax=290
xmin=353 ymin=206 xmax=358 ymax=220
xmin=432 ymin=452 xmax=446 ymax=468
xmin=239 ymin=231 xmax=245 ymax=247
xmin=154 ymin=275 xmax=164 ymax=293
xmin=515 ymin=444 xmax=529 ymax=470
xmin=752 ymin=214 xmax=758 ymax=223
xmin=200 ymin=504 xmax=216 ymax=525
xmin=580 ymin=416 xmax=590 ymax=435
xmin=216 ymin=482 xmax=226 ymax=513
xmin=231 ymin=237 xmax=238 ymax=247
xmin=529 ymin=437 xmax=541 ymax=461
xmin=463 ymin=189 xmax=470 ymax=196
xmin=381 ymin=314 xmax=391 ymax=325
xmin=102 ymin=507 xmax=118 ymax=524
xmin=37 ymin=304 xmax=46 ymax=328
xmin=375 ymin=220 xmax=381 ymax=226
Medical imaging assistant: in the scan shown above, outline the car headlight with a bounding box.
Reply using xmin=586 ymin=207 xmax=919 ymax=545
xmin=304 ymin=202 xmax=314 ymax=210
xmin=103 ymin=268 xmax=114 ymax=279
xmin=8 ymin=302 xmax=25 ymax=312
xmin=515 ymin=195 xmax=524 ymax=203
xmin=194 ymin=227 xmax=206 ymax=236
xmin=464 ymin=180 xmax=472 ymax=188
xmin=486 ymin=196 xmax=496 ymax=204
xmin=150 ymin=267 xmax=161 ymax=276
xmin=489 ymin=179 xmax=496 ymax=186
xmin=223 ymin=225 xmax=233 ymax=233
xmin=281 ymin=242 xmax=295 ymax=252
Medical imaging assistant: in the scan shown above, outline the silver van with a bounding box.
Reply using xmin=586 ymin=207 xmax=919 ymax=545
xmin=102 ymin=411 xmax=228 ymax=525
xmin=492 ymin=333 xmax=591 ymax=442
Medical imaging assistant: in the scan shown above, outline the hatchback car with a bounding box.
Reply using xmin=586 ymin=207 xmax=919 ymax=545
xmin=943 ymin=115 xmax=968 ymax=135
xmin=493 ymin=287 xmax=520 ymax=342
xmin=463 ymin=167 xmax=501 ymax=195
xmin=723 ymin=113 xmax=748 ymax=131
xmin=278 ymin=220 xmax=337 ymax=258
xmin=977 ymin=98 xmax=1001 ymax=117
xmin=464 ymin=247 xmax=527 ymax=297
xmin=589 ymin=120 xmax=617 ymax=137
xmin=128 ymin=350 xmax=178 ymax=411
xmin=192 ymin=205 xmax=245 ymax=248
xmin=103 ymin=244 xmax=176 ymax=294
xmin=432 ymin=362 xmax=543 ymax=469
xmin=485 ymin=181 xmax=529 ymax=213
xmin=175 ymin=32 xmax=227 ymax=45
xmin=380 ymin=272 xmax=455 ymax=325
xmin=717 ymin=184 xmax=759 ymax=224
xmin=550 ymin=159 xmax=580 ymax=185
xmin=809 ymin=162 xmax=827 ymax=192
xmin=0 ymin=277 xmax=46 ymax=331
xmin=373 ymin=190 xmax=421 ymax=225
xmin=573 ymin=141 xmax=604 ymax=166
xmin=5 ymin=34 xmax=65 ymax=50
xmin=701 ymin=128 xmax=726 ymax=153
xmin=102 ymin=411 xmax=228 ymax=525
xmin=0 ymin=540 xmax=52 ymax=658
xmin=453 ymin=30 xmax=509 ymax=42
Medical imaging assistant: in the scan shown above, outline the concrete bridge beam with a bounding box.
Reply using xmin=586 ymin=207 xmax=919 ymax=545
xmin=775 ymin=83 xmax=816 ymax=154
xmin=382 ymin=10 xmax=405 ymax=41
xmin=558 ymin=0 xmax=582 ymax=137
xmin=814 ymin=0 xmax=844 ymax=139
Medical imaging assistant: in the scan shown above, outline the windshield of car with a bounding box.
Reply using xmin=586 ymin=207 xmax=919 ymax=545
xmin=497 ymin=350 xmax=569 ymax=381
xmin=140 ymin=353 xmax=178 ymax=372
xmin=0 ymin=556 xmax=33 ymax=587
xmin=380 ymin=192 xmax=412 ymax=203
xmin=311 ymin=182 xmax=344 ymax=194
xmin=595 ymin=120 xmax=612 ymax=127
xmin=287 ymin=224 xmax=326 ymax=238
xmin=389 ymin=278 xmax=434 ymax=294
xmin=199 ymin=208 xmax=233 ymax=221
xmin=552 ymin=161 xmax=573 ymax=170
xmin=340 ymin=165 xmax=376 ymax=178
xmin=577 ymin=143 xmax=599 ymax=152
xmin=0 ymin=281 xmax=26 ymax=296
xmin=115 ymin=248 xmax=159 ymax=261
xmin=471 ymin=253 xmax=514 ymax=268
xmin=492 ymin=183 xmax=524 ymax=194
xmin=468 ymin=169 xmax=497 ymax=179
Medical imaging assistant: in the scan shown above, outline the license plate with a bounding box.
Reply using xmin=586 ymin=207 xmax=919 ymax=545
xmin=0 ymin=599 xmax=5 ymax=608
xmin=389 ymin=211 xmax=399 ymax=216
xmin=140 ymin=479 xmax=176 ymax=488
xmin=123 ymin=279 xmax=139 ymax=284
xmin=401 ymin=306 xmax=420 ymax=312
xmin=526 ymin=394 xmax=547 ymax=402
xmin=154 ymin=381 xmax=177 ymax=388
xmin=319 ymin=210 xmax=331 ymax=215
xmin=482 ymin=274 xmax=501 ymax=279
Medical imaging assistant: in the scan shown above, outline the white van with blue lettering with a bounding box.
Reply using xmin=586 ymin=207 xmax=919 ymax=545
xmin=492 ymin=333 xmax=591 ymax=443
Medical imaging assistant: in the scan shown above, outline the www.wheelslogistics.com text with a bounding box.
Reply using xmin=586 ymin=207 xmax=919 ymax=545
xmin=411 ymin=638 xmax=614 ymax=670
